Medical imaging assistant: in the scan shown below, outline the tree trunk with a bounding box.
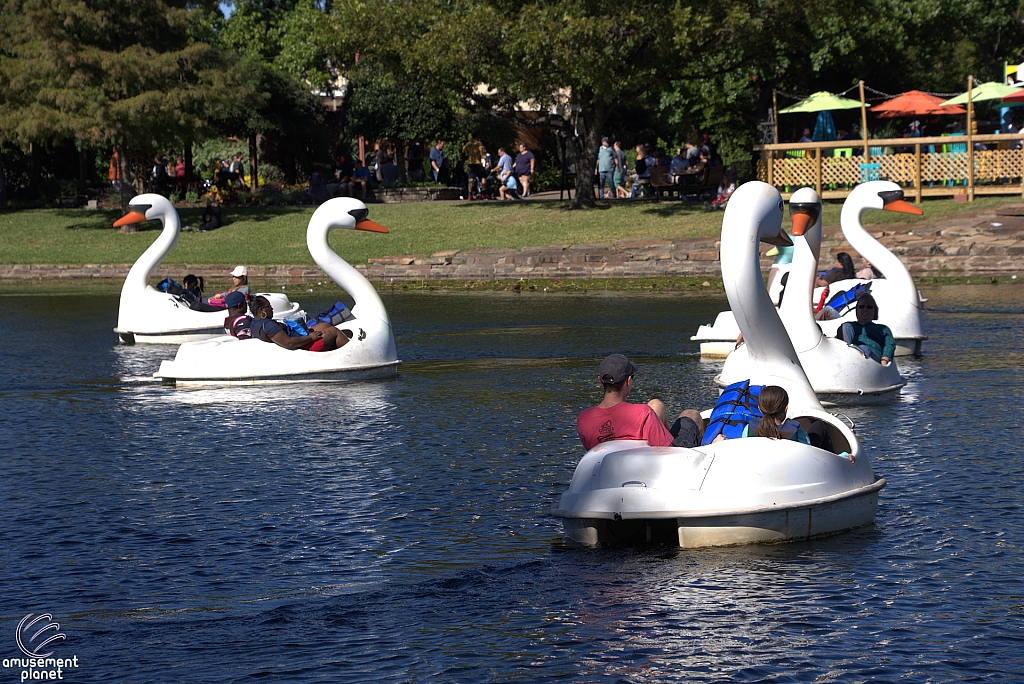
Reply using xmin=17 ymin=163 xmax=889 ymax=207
xmin=396 ymin=141 xmax=407 ymax=182
xmin=116 ymin=144 xmax=136 ymax=230
xmin=0 ymin=153 xmax=8 ymax=207
xmin=570 ymin=96 xmax=606 ymax=209
xmin=29 ymin=141 xmax=42 ymax=195
xmin=184 ymin=138 xmax=194 ymax=190
xmin=248 ymin=131 xmax=259 ymax=193
xmin=78 ymin=146 xmax=88 ymax=191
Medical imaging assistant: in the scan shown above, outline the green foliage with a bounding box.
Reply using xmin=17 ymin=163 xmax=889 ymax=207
xmin=185 ymin=190 xmax=200 ymax=204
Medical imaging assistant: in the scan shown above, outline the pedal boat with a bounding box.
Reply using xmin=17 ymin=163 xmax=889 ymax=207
xmin=689 ymin=246 xmax=792 ymax=358
xmin=154 ymin=198 xmax=400 ymax=386
xmin=717 ymin=188 xmax=905 ymax=406
xmin=811 ymin=181 xmax=927 ymax=356
xmin=112 ymin=194 xmax=302 ymax=344
xmin=553 ymin=182 xmax=885 ymax=547
xmin=690 ymin=181 xmax=926 ymax=358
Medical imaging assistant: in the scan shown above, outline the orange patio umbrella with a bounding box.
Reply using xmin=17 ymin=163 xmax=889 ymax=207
xmin=872 ymin=90 xmax=967 ymax=118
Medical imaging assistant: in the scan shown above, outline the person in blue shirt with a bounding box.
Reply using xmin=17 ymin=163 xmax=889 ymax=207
xmin=429 ymin=140 xmax=445 ymax=183
xmin=249 ymin=296 xmax=346 ymax=352
xmin=838 ymin=293 xmax=895 ymax=365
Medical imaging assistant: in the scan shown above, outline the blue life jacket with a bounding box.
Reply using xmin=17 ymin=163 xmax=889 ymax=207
xmin=701 ymin=380 xmax=764 ymax=445
xmin=825 ymin=282 xmax=871 ymax=316
xmin=743 ymin=417 xmax=808 ymax=443
xmin=282 ymin=318 xmax=309 ymax=337
xmin=309 ymin=301 xmax=354 ymax=327
xmin=155 ymin=277 xmax=199 ymax=307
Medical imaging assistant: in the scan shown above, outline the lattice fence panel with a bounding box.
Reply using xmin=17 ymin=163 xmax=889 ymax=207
xmin=771 ymin=158 xmax=816 ymax=187
xmin=974 ymin=149 xmax=1023 ymax=182
xmin=920 ymin=152 xmax=969 ymax=183
xmin=756 ymin=159 xmax=768 ymax=182
xmin=877 ymin=154 xmax=916 ymax=183
xmin=821 ymin=157 xmax=861 ymax=186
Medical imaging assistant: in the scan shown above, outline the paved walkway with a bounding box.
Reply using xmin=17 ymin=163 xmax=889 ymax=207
xmin=2 ymin=205 xmax=1022 ymax=281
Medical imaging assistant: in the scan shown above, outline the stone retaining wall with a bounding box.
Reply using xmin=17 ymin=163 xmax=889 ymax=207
xmin=3 ymin=209 xmax=1021 ymax=281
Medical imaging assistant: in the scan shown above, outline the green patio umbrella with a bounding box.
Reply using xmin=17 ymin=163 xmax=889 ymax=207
xmin=779 ymin=91 xmax=867 ymax=113
xmin=941 ymin=81 xmax=1022 ymax=105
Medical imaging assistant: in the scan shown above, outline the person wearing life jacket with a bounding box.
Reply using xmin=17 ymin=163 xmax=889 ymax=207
xmin=576 ymin=354 xmax=702 ymax=451
xmin=837 ymin=293 xmax=895 ymax=366
xmin=705 ymin=383 xmax=836 ymax=452
xmin=248 ymin=296 xmax=346 ymax=352
xmin=737 ymin=385 xmax=811 ymax=444
xmin=222 ymin=291 xmax=252 ymax=339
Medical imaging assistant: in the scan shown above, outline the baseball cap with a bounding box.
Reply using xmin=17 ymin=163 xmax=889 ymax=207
xmin=601 ymin=136 xmax=610 ymax=144
xmin=598 ymin=354 xmax=638 ymax=384
xmin=224 ymin=291 xmax=247 ymax=309
xmin=230 ymin=265 xmax=248 ymax=277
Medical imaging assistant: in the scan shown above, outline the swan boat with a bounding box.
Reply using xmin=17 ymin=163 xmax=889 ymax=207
xmin=553 ymin=182 xmax=885 ymax=547
xmin=689 ymin=246 xmax=792 ymax=357
xmin=113 ymin=194 xmax=303 ymax=345
xmin=812 ymin=181 xmax=927 ymax=356
xmin=717 ymin=188 xmax=905 ymax=406
xmin=154 ymin=198 xmax=400 ymax=386
xmin=690 ymin=181 xmax=926 ymax=357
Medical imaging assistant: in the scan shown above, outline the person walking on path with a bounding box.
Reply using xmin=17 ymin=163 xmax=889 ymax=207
xmin=430 ymin=140 xmax=445 ymax=184
xmin=515 ymin=143 xmax=535 ymax=197
xmin=596 ymin=137 xmax=615 ymax=199
xmin=613 ymin=141 xmax=628 ymax=198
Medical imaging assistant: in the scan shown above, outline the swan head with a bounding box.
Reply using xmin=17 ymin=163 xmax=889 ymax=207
xmin=849 ymin=180 xmax=923 ymax=216
xmin=725 ymin=181 xmax=792 ymax=247
xmin=789 ymin=187 xmax=821 ymax=236
xmin=310 ymin=197 xmax=388 ymax=233
xmin=113 ymin=193 xmax=176 ymax=228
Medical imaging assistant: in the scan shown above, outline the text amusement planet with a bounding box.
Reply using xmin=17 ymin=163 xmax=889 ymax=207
xmin=3 ymin=615 xmax=80 ymax=682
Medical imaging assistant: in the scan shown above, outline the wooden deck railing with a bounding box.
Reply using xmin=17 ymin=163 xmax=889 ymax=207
xmin=753 ymin=133 xmax=1024 ymax=201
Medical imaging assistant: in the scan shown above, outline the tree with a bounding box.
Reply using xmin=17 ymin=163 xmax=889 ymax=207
xmin=0 ymin=0 xmax=238 ymax=210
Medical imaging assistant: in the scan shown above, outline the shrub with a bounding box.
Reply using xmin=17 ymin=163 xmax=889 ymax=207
xmin=185 ymin=190 xmax=199 ymax=204
xmin=168 ymin=192 xmax=180 ymax=204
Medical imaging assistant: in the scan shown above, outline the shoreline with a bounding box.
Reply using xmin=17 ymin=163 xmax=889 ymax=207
xmin=2 ymin=206 xmax=1022 ymax=284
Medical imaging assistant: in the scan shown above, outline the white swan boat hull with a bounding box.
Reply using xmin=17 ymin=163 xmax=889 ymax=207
xmin=692 ymin=300 xmax=924 ymax=358
xmin=115 ymin=290 xmax=303 ymax=345
xmin=154 ymin=321 xmax=399 ymax=386
xmin=553 ymin=438 xmax=884 ymax=547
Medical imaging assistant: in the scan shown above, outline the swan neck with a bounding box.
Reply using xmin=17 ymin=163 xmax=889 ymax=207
xmin=121 ymin=208 xmax=179 ymax=295
xmin=721 ymin=203 xmax=821 ymax=413
xmin=308 ymin=218 xmax=390 ymax=325
xmin=779 ymin=220 xmax=824 ymax=352
xmin=841 ymin=201 xmax=918 ymax=306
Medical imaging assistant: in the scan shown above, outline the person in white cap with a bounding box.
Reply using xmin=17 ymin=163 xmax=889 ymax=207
xmin=229 ymin=266 xmax=249 ymax=295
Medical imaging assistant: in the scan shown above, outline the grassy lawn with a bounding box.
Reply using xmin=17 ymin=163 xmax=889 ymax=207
xmin=0 ymin=195 xmax=1015 ymax=265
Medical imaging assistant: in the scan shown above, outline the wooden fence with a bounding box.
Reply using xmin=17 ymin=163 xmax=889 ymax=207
xmin=754 ymin=133 xmax=1024 ymax=201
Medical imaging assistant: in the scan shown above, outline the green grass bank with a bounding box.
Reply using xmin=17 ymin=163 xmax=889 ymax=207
xmin=0 ymin=196 xmax=1014 ymax=266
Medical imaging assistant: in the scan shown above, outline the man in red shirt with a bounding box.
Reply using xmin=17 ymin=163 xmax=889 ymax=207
xmin=576 ymin=354 xmax=704 ymax=451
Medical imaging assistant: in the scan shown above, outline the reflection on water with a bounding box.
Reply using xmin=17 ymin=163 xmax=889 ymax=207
xmin=0 ymin=286 xmax=1022 ymax=682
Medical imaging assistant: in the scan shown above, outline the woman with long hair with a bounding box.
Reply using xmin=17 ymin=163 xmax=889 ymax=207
xmin=817 ymin=251 xmax=856 ymax=286
xmin=745 ymin=385 xmax=811 ymax=444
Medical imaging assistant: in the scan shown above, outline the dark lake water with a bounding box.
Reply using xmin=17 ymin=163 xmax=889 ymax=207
xmin=1 ymin=284 xmax=1022 ymax=682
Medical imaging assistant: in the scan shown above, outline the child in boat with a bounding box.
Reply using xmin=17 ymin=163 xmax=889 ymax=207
xmin=208 ymin=266 xmax=250 ymax=308
xmin=739 ymin=385 xmax=810 ymax=444
xmin=222 ymin=291 xmax=252 ymax=339
xmin=838 ymin=293 xmax=895 ymax=366
xmin=248 ymin=296 xmax=346 ymax=352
